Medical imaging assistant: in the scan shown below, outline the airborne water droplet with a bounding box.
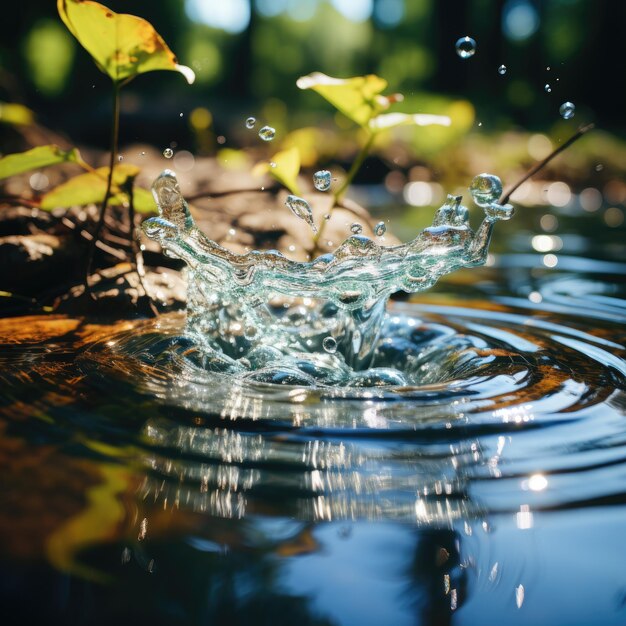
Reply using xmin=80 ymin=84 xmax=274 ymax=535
xmin=455 ymin=36 xmax=476 ymax=59
xmin=545 ymin=84 xmax=552 ymax=93
xmin=498 ymin=64 xmax=507 ymax=75
xmin=285 ymin=195 xmax=317 ymax=233
xmin=245 ymin=116 xmax=256 ymax=129
xmin=323 ymin=337 xmax=337 ymax=354
xmin=259 ymin=125 xmax=276 ymax=141
xmin=470 ymin=174 xmax=503 ymax=207
xmin=313 ymin=170 xmax=331 ymax=192
xmin=559 ymin=101 xmax=575 ymax=120
xmin=163 ymin=148 xmax=174 ymax=159
xmin=350 ymin=223 xmax=363 ymax=234
xmin=374 ymin=221 xmax=386 ymax=237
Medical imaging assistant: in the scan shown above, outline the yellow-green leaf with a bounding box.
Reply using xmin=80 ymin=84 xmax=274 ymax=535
xmin=0 ymin=102 xmax=35 ymax=127
xmin=40 ymin=164 xmax=140 ymax=210
xmin=131 ymin=186 xmax=157 ymax=214
xmin=57 ymin=0 xmax=195 ymax=84
xmin=254 ymin=147 xmax=301 ymax=195
xmin=0 ymin=145 xmax=82 ymax=180
xmin=369 ymin=112 xmax=451 ymax=132
xmin=296 ymin=72 xmax=390 ymax=127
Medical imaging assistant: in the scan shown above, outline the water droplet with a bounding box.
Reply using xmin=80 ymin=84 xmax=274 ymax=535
xmin=374 ymin=221 xmax=386 ymax=236
xmin=559 ymin=101 xmax=575 ymax=120
xmin=245 ymin=116 xmax=256 ymax=129
xmin=323 ymin=214 xmax=331 ymax=221
xmin=285 ymin=195 xmax=317 ymax=233
xmin=141 ymin=151 xmax=146 ymax=156
xmin=217 ymin=135 xmax=226 ymax=145
xmin=544 ymin=83 xmax=552 ymax=93
xmin=546 ymin=66 xmax=551 ymax=71
xmin=595 ymin=163 xmax=604 ymax=172
xmin=313 ymin=170 xmax=331 ymax=191
xmin=258 ymin=125 xmax=276 ymax=141
xmin=269 ymin=161 xmax=277 ymax=168
xmin=350 ymin=223 xmax=363 ymax=234
xmin=498 ymin=64 xmax=507 ymax=75
xmin=455 ymin=36 xmax=476 ymax=59
xmin=163 ymin=148 xmax=174 ymax=159
xmin=179 ymin=112 xmax=184 ymax=117
xmin=118 ymin=155 xmax=123 ymax=162
xmin=470 ymin=173 xmax=503 ymax=207
xmin=323 ymin=337 xmax=337 ymax=354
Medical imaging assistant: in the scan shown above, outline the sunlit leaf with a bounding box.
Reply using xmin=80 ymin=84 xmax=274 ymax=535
xmin=254 ymin=147 xmax=301 ymax=195
xmin=0 ymin=102 xmax=35 ymax=127
xmin=369 ymin=112 xmax=451 ymax=131
xmin=0 ymin=145 xmax=82 ymax=180
xmin=297 ymin=72 xmax=389 ymax=127
xmin=131 ymin=186 xmax=157 ymax=214
xmin=40 ymin=164 xmax=140 ymax=210
xmin=57 ymin=0 xmax=195 ymax=84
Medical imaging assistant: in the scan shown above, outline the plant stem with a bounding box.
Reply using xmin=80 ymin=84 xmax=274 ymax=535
xmin=85 ymin=82 xmax=121 ymax=289
xmin=500 ymin=123 xmax=595 ymax=205
xmin=310 ymin=131 xmax=376 ymax=255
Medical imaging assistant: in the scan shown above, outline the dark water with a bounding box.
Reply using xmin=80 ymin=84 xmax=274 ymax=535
xmin=1 ymin=240 xmax=626 ymax=622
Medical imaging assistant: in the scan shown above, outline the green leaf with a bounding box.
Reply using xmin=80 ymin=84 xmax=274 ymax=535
xmin=296 ymin=72 xmax=390 ymax=127
xmin=131 ymin=187 xmax=157 ymax=214
xmin=57 ymin=0 xmax=195 ymax=84
xmin=40 ymin=164 xmax=140 ymax=210
xmin=0 ymin=145 xmax=82 ymax=180
xmin=254 ymin=147 xmax=301 ymax=195
xmin=0 ymin=102 xmax=35 ymax=127
xmin=369 ymin=112 xmax=451 ymax=132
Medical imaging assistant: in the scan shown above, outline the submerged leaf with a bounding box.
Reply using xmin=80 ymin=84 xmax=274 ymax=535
xmin=40 ymin=164 xmax=140 ymax=210
xmin=0 ymin=145 xmax=82 ymax=180
xmin=297 ymin=72 xmax=389 ymax=127
xmin=57 ymin=0 xmax=195 ymax=84
xmin=258 ymin=147 xmax=301 ymax=195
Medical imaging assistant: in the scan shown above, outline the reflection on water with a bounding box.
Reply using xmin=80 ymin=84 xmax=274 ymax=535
xmin=1 ymin=254 xmax=626 ymax=625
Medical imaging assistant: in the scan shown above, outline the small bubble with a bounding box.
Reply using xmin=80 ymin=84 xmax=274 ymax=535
xmin=455 ymin=36 xmax=476 ymax=59
xmin=313 ymin=170 xmax=332 ymax=192
xmin=179 ymin=112 xmax=184 ymax=117
xmin=118 ymin=155 xmax=123 ymax=162
xmin=323 ymin=337 xmax=337 ymax=353
xmin=546 ymin=66 xmax=551 ymax=71
xmin=470 ymin=173 xmax=503 ymax=207
xmin=245 ymin=116 xmax=256 ymax=129
xmin=350 ymin=223 xmax=363 ymax=234
xmin=244 ymin=325 xmax=257 ymax=340
xmin=559 ymin=101 xmax=575 ymax=120
xmin=595 ymin=164 xmax=604 ymax=172
xmin=163 ymin=148 xmax=174 ymax=158
xmin=498 ymin=64 xmax=507 ymax=75
xmin=140 ymin=151 xmax=146 ymax=156
xmin=478 ymin=121 xmax=483 ymax=127
xmin=323 ymin=214 xmax=331 ymax=221
xmin=217 ymin=135 xmax=226 ymax=144
xmin=544 ymin=84 xmax=552 ymax=93
xmin=374 ymin=221 xmax=386 ymax=236
xmin=258 ymin=125 xmax=276 ymax=141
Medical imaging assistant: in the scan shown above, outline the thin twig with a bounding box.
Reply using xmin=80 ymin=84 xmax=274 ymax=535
xmin=500 ymin=123 xmax=595 ymax=205
xmin=85 ymin=82 xmax=121 ymax=293
xmin=127 ymin=182 xmax=158 ymax=317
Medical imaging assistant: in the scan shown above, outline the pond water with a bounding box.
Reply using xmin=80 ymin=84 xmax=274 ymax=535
xmin=1 ymin=201 xmax=625 ymax=625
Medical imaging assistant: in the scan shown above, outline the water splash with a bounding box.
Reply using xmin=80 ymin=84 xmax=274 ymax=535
xmin=142 ymin=171 xmax=513 ymax=384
